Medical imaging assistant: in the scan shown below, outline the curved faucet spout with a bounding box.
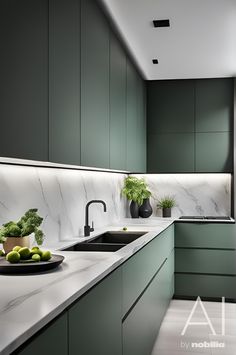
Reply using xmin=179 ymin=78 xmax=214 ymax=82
xmin=84 ymin=200 xmax=107 ymax=236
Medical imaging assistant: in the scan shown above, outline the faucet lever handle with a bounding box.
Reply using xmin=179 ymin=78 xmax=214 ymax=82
xmin=90 ymin=221 xmax=94 ymax=232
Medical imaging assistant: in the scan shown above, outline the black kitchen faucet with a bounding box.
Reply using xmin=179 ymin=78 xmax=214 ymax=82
xmin=84 ymin=200 xmax=107 ymax=236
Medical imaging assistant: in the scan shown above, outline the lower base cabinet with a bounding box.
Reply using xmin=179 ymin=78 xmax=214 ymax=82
xmin=175 ymin=222 xmax=236 ymax=300
xmin=123 ymin=251 xmax=174 ymax=355
xmin=175 ymin=274 xmax=236 ymax=300
xmin=14 ymin=226 xmax=174 ymax=355
xmin=15 ymin=313 xmax=68 ymax=355
xmin=69 ymin=268 xmax=122 ymax=355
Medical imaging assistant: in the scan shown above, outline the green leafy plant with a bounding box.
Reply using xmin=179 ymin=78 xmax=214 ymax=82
xmin=0 ymin=209 xmax=44 ymax=245
xmin=157 ymin=196 xmax=176 ymax=209
xmin=122 ymin=176 xmax=151 ymax=206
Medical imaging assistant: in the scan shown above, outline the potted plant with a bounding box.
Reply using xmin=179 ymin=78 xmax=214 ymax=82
xmin=122 ymin=176 xmax=152 ymax=218
xmin=0 ymin=209 xmax=44 ymax=253
xmin=157 ymin=196 xmax=176 ymax=218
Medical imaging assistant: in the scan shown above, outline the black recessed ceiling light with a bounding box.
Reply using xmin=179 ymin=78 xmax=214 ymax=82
xmin=153 ymin=19 xmax=170 ymax=28
xmin=152 ymin=59 xmax=158 ymax=64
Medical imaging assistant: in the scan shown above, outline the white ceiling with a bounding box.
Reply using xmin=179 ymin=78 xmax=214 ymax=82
xmin=101 ymin=0 xmax=236 ymax=80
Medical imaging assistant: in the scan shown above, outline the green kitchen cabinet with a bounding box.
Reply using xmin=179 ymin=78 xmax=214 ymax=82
xmin=49 ymin=0 xmax=81 ymax=165
xmin=81 ymin=0 xmax=110 ymax=169
xmin=147 ymin=80 xmax=195 ymax=134
xmin=175 ymin=223 xmax=236 ymax=249
xmin=195 ymin=132 xmax=232 ymax=172
xmin=109 ymin=33 xmax=127 ymax=170
xmin=148 ymin=133 xmax=195 ymax=173
xmin=147 ymin=78 xmax=233 ymax=173
xmin=136 ymin=75 xmax=147 ymax=173
xmin=175 ymin=249 xmax=236 ymax=275
xmin=175 ymin=274 xmax=236 ymax=299
xmin=126 ymin=60 xmax=138 ymax=172
xmin=195 ymin=78 xmax=233 ymax=132
xmin=123 ymin=252 xmax=174 ymax=355
xmin=175 ymin=222 xmax=236 ymax=300
xmin=15 ymin=313 xmax=68 ymax=355
xmin=0 ymin=0 xmax=48 ymax=161
xmin=126 ymin=60 xmax=146 ymax=172
xmin=122 ymin=224 xmax=174 ymax=316
xmin=69 ymin=268 xmax=122 ymax=355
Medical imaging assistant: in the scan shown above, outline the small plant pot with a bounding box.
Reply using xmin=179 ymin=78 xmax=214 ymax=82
xmin=3 ymin=236 xmax=30 ymax=254
xmin=162 ymin=208 xmax=171 ymax=218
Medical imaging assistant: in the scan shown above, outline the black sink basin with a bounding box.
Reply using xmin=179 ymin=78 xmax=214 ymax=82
xmin=62 ymin=242 xmax=126 ymax=252
xmin=61 ymin=231 xmax=148 ymax=252
xmin=89 ymin=231 xmax=147 ymax=244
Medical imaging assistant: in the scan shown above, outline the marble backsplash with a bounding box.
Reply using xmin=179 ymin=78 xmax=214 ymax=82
xmin=0 ymin=164 xmax=127 ymax=244
xmin=133 ymin=174 xmax=231 ymax=217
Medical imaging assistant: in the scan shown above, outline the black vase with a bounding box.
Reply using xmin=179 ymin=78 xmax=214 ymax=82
xmin=139 ymin=198 xmax=153 ymax=218
xmin=130 ymin=200 xmax=139 ymax=218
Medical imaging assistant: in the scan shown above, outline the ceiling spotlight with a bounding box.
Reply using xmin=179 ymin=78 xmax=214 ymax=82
xmin=152 ymin=59 xmax=158 ymax=64
xmin=153 ymin=19 xmax=170 ymax=28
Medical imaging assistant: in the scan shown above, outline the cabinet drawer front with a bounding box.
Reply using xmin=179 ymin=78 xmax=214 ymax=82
xmin=123 ymin=252 xmax=174 ymax=355
xmin=122 ymin=224 xmax=174 ymax=316
xmin=176 ymin=249 xmax=236 ymax=275
xmin=69 ymin=268 xmax=122 ymax=355
xmin=175 ymin=273 xmax=236 ymax=299
xmin=175 ymin=223 xmax=236 ymax=249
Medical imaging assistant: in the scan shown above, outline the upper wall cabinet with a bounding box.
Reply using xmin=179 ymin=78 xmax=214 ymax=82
xmin=0 ymin=0 xmax=48 ymax=161
xmin=147 ymin=78 xmax=233 ymax=173
xmin=148 ymin=80 xmax=195 ymax=134
xmin=80 ymin=0 xmax=110 ymax=169
xmin=195 ymin=79 xmax=233 ymax=132
xmin=109 ymin=33 xmax=127 ymax=171
xmin=127 ymin=61 xmax=146 ymax=173
xmin=49 ymin=0 xmax=81 ymax=165
xmin=0 ymin=0 xmax=146 ymax=172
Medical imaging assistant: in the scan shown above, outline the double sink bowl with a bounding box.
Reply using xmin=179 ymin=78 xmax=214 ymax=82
xmin=62 ymin=231 xmax=148 ymax=252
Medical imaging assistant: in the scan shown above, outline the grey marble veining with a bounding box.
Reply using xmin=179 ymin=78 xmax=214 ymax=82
xmin=133 ymin=174 xmax=231 ymax=217
xmin=0 ymin=164 xmax=127 ymax=245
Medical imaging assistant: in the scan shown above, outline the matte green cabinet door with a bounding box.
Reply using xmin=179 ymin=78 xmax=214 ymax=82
xmin=148 ymin=133 xmax=195 ymax=173
xmin=49 ymin=0 xmax=81 ymax=165
xmin=175 ymin=223 xmax=236 ymax=249
xmin=109 ymin=33 xmax=126 ymax=170
xmin=123 ymin=253 xmax=174 ymax=355
xmin=126 ymin=60 xmax=147 ymax=172
xmin=176 ymin=249 xmax=236 ymax=275
xmin=69 ymin=269 xmax=122 ymax=355
xmin=175 ymin=274 xmax=236 ymax=299
xmin=195 ymin=132 xmax=232 ymax=172
xmin=16 ymin=313 xmax=68 ymax=355
xmin=81 ymin=0 xmax=110 ymax=169
xmin=136 ymin=75 xmax=147 ymax=173
xmin=122 ymin=224 xmax=174 ymax=316
xmin=126 ymin=60 xmax=138 ymax=171
xmin=195 ymin=79 xmax=233 ymax=132
xmin=147 ymin=80 xmax=195 ymax=134
xmin=0 ymin=0 xmax=48 ymax=160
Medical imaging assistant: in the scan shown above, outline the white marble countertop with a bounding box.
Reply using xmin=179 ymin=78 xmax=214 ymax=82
xmin=0 ymin=218 xmax=174 ymax=355
xmin=0 ymin=216 xmax=235 ymax=354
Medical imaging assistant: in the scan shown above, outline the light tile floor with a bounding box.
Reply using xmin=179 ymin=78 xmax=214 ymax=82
xmin=151 ymin=300 xmax=236 ymax=355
